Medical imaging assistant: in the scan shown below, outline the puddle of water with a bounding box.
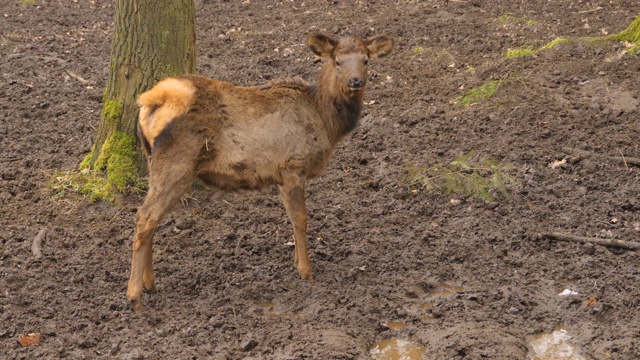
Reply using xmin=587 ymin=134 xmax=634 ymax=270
xmin=277 ymin=312 xmax=303 ymax=319
xmin=528 ymin=327 xmax=586 ymax=360
xmin=421 ymin=314 xmax=436 ymax=322
xmin=384 ymin=322 xmax=408 ymax=330
xmin=429 ymin=290 xmax=453 ymax=297
xmin=440 ymin=283 xmax=464 ymax=292
xmin=256 ymin=301 xmax=302 ymax=319
xmin=371 ymin=338 xmax=425 ymax=360
xmin=419 ymin=302 xmax=436 ymax=309
xmin=429 ymin=283 xmax=464 ymax=298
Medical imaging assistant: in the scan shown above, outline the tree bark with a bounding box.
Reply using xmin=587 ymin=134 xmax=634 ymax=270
xmin=89 ymin=0 xmax=196 ymax=175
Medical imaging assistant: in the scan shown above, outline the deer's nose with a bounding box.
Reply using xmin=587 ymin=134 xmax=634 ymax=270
xmin=347 ymin=77 xmax=364 ymax=89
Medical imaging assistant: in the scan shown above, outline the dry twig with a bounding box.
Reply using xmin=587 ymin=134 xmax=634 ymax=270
xmin=32 ymin=227 xmax=47 ymax=259
xmin=578 ymin=6 xmax=603 ymax=14
xmin=542 ymin=232 xmax=640 ymax=251
xmin=64 ymin=69 xmax=90 ymax=84
xmin=562 ymin=147 xmax=640 ymax=167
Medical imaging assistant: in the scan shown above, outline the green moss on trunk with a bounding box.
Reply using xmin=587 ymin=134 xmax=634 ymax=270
xmin=66 ymin=99 xmax=142 ymax=203
xmin=79 ymin=153 xmax=92 ymax=170
xmin=95 ymin=131 xmax=141 ymax=192
xmin=52 ymin=130 xmax=144 ymax=204
xmin=101 ymin=99 xmax=123 ymax=128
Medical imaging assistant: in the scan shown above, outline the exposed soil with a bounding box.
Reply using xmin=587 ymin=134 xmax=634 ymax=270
xmin=1 ymin=1 xmax=639 ymax=359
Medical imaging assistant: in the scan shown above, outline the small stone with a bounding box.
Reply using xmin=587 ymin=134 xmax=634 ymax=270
xmin=111 ymin=342 xmax=120 ymax=355
xmin=176 ymin=219 xmax=195 ymax=230
xmin=241 ymin=339 xmax=258 ymax=352
xmin=395 ymin=308 xmax=408 ymax=318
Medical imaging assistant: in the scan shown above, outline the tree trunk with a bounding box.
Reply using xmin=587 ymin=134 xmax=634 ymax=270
xmin=85 ymin=0 xmax=195 ymax=191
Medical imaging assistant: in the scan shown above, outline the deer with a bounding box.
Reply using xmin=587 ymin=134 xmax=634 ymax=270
xmin=127 ymin=32 xmax=394 ymax=310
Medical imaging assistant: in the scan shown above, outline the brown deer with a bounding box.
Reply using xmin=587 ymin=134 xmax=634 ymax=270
xmin=127 ymin=33 xmax=394 ymax=309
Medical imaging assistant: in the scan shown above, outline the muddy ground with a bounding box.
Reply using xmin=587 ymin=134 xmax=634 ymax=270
xmin=1 ymin=0 xmax=639 ymax=359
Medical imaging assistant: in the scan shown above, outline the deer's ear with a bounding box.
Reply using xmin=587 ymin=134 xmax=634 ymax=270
xmin=365 ymin=35 xmax=394 ymax=59
xmin=308 ymin=33 xmax=337 ymax=58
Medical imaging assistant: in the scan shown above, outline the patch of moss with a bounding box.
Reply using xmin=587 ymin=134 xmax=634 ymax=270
xmin=541 ymin=37 xmax=570 ymax=50
xmin=49 ymin=170 xmax=116 ymax=204
xmin=498 ymin=14 xmax=510 ymax=23
xmin=503 ymin=37 xmax=570 ymax=59
xmin=504 ymin=46 xmax=537 ymax=58
xmin=498 ymin=14 xmax=537 ymax=26
xmin=457 ymin=80 xmax=503 ymax=106
xmin=608 ymin=15 xmax=640 ymax=44
xmin=412 ymin=46 xmax=426 ymax=54
xmin=404 ymin=152 xmax=519 ymax=202
xmin=607 ymin=15 xmax=640 ymax=54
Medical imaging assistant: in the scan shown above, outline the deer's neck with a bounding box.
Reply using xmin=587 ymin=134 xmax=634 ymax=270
xmin=313 ymin=62 xmax=364 ymax=144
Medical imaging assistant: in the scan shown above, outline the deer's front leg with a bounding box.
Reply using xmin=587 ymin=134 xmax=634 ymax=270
xmin=279 ymin=170 xmax=312 ymax=280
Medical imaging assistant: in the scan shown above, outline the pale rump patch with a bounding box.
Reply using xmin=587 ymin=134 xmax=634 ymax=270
xmin=138 ymin=78 xmax=196 ymax=145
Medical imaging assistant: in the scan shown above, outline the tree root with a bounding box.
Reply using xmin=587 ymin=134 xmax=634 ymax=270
xmin=541 ymin=232 xmax=640 ymax=251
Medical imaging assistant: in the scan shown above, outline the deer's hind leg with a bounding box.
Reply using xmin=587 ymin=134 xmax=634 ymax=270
xmin=127 ymin=149 xmax=199 ymax=310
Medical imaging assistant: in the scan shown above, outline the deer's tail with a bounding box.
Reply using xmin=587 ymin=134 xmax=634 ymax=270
xmin=138 ymin=78 xmax=196 ymax=153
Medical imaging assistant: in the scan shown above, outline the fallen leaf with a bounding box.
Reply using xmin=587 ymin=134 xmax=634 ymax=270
xmin=450 ymin=198 xmax=461 ymax=205
xmin=372 ymin=227 xmax=381 ymax=234
xmin=18 ymin=333 xmax=41 ymax=347
xmin=585 ymin=297 xmax=598 ymax=306
xmin=549 ymin=159 xmax=567 ymax=169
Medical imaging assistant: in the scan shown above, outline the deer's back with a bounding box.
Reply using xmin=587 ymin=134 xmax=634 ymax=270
xmin=139 ymin=75 xmax=335 ymax=191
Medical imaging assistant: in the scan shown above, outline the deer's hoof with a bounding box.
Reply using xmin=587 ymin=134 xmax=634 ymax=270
xmin=298 ymin=267 xmax=313 ymax=281
xmin=130 ymin=298 xmax=146 ymax=312
xmin=144 ymin=282 xmax=157 ymax=294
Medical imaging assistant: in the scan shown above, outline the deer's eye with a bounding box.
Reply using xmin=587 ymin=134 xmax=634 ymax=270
xmin=364 ymin=59 xmax=369 ymax=65
xmin=335 ymin=60 xmax=341 ymax=66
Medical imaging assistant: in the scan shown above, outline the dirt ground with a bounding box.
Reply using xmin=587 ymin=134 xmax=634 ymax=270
xmin=1 ymin=1 xmax=639 ymax=359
